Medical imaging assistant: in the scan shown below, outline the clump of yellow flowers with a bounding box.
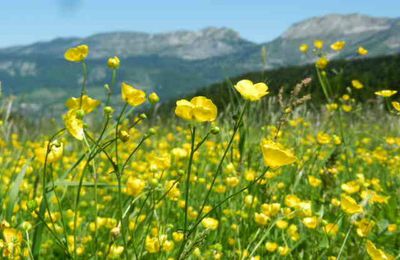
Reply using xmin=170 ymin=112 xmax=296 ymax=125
xmin=175 ymin=96 xmax=217 ymax=122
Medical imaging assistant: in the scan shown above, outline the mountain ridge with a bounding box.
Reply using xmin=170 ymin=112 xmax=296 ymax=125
xmin=1 ymin=13 xmax=400 ymax=114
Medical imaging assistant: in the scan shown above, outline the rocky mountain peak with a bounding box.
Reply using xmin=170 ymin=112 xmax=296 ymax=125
xmin=281 ymin=13 xmax=392 ymax=39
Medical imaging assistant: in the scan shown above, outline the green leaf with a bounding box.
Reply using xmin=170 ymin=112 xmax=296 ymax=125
xmin=6 ymin=160 xmax=31 ymax=221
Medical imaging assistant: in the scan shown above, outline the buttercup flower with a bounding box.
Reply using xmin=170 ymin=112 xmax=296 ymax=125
xmin=330 ymin=41 xmax=346 ymax=51
xmin=35 ymin=140 xmax=64 ymax=164
xmin=355 ymin=219 xmax=375 ymax=237
xmin=234 ymin=79 xmax=269 ymax=101
xmin=126 ymin=177 xmax=146 ymax=196
xmin=392 ymin=101 xmax=400 ymax=112
xmin=358 ymin=46 xmax=368 ymax=56
xmin=201 ymin=217 xmax=219 ymax=230
xmin=2 ymin=228 xmax=23 ymax=258
xmin=314 ymin=40 xmax=324 ymax=49
xmin=261 ymin=139 xmax=296 ymax=168
xmin=121 ymin=82 xmax=147 ymax=106
xmin=265 ymin=242 xmax=278 ymax=252
xmin=175 ymin=96 xmax=217 ymax=122
xmin=302 ymin=216 xmax=319 ymax=229
xmin=351 ymin=80 xmax=364 ymax=89
xmin=375 ymin=90 xmax=397 ymax=97
xmin=366 ymin=240 xmax=394 ymax=260
xmin=64 ymin=44 xmax=89 ymax=62
xmin=107 ymin=56 xmax=120 ymax=69
xmin=341 ymin=195 xmax=363 ymax=214
xmin=299 ymin=44 xmax=309 ymax=53
xmin=65 ymin=95 xmax=101 ymax=114
xmin=63 ymin=109 xmax=85 ymax=140
xmin=316 ymin=56 xmax=328 ymax=69
xmin=317 ymin=132 xmax=331 ymax=145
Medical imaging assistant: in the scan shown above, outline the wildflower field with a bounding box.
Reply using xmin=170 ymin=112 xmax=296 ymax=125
xmin=0 ymin=41 xmax=399 ymax=260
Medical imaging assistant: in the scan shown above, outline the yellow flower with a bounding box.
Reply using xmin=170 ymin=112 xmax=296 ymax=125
xmin=234 ymin=79 xmax=269 ymax=101
xmin=149 ymin=92 xmax=160 ymax=104
xmin=261 ymin=203 xmax=280 ymax=217
xmin=63 ymin=109 xmax=85 ymax=140
xmin=278 ymin=246 xmax=290 ymax=256
xmin=317 ymin=132 xmax=331 ymax=145
xmin=121 ymin=82 xmax=146 ymax=106
xmin=261 ymin=139 xmax=296 ymax=168
xmin=351 ymin=80 xmax=364 ymax=89
xmin=109 ymin=245 xmax=124 ymax=258
xmin=64 ymin=44 xmax=89 ymax=62
xmin=2 ymin=228 xmax=23 ymax=258
xmin=107 ymin=56 xmax=120 ymax=69
xmin=299 ymin=44 xmax=309 ymax=53
xmin=201 ymin=217 xmax=219 ymax=230
xmin=341 ymin=180 xmax=360 ymax=194
xmin=387 ymin=224 xmax=397 ymax=233
xmin=392 ymin=101 xmax=400 ymax=112
xmin=358 ymin=46 xmax=368 ymax=56
xmin=355 ymin=219 xmax=375 ymax=237
xmin=276 ymin=220 xmax=288 ymax=229
xmin=172 ymin=232 xmax=184 ymax=242
xmin=302 ymin=216 xmax=319 ymax=229
xmin=145 ymin=236 xmax=160 ymax=253
xmin=162 ymin=240 xmax=174 ymax=252
xmin=265 ymin=242 xmax=278 ymax=252
xmin=341 ymin=195 xmax=363 ymax=215
xmin=323 ymin=223 xmax=339 ymax=236
xmin=3 ymin=228 xmax=23 ymax=244
xmin=375 ymin=90 xmax=397 ymax=97
xmin=308 ymin=176 xmax=322 ymax=187
xmin=342 ymin=104 xmax=352 ymax=112
xmin=65 ymin=95 xmax=101 ymax=114
xmin=326 ymin=103 xmax=338 ymax=111
xmin=314 ymin=40 xmax=324 ymax=49
xmin=175 ymin=96 xmax=217 ymax=122
xmin=35 ymin=140 xmax=64 ymax=164
xmin=254 ymin=213 xmax=269 ymax=226
xmin=360 ymin=190 xmax=389 ymax=204
xmin=316 ymin=56 xmax=328 ymax=69
xmin=366 ymin=240 xmax=394 ymax=260
xmin=126 ymin=177 xmax=146 ymax=196
xmin=285 ymin=194 xmax=302 ymax=208
xmin=330 ymin=41 xmax=346 ymax=51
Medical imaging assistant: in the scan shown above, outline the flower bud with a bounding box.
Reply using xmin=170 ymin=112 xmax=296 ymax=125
xmin=75 ymin=109 xmax=85 ymax=119
xmin=210 ymin=126 xmax=220 ymax=135
xmin=118 ymin=130 xmax=130 ymax=142
xmin=139 ymin=113 xmax=147 ymax=120
xmin=27 ymin=200 xmax=38 ymax=212
xmin=111 ymin=226 xmax=120 ymax=237
xmin=148 ymin=92 xmax=160 ymax=104
xmin=104 ymin=106 xmax=114 ymax=115
xmin=148 ymin=128 xmax=156 ymax=136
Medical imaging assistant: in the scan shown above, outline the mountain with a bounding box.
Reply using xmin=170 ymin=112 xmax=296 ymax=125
xmin=0 ymin=14 xmax=399 ymax=115
xmin=0 ymin=27 xmax=255 ymax=60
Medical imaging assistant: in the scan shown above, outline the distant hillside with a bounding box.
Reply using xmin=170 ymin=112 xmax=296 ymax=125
xmin=0 ymin=13 xmax=399 ymax=115
xmin=162 ymin=54 xmax=400 ymax=112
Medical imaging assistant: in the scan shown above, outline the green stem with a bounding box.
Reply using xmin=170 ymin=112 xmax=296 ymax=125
xmin=183 ymin=126 xmax=196 ymax=238
xmin=79 ymin=61 xmax=88 ymax=107
xmin=106 ymin=69 xmax=117 ymax=106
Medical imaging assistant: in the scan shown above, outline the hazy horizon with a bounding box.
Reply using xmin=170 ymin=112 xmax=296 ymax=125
xmin=1 ymin=0 xmax=399 ymax=48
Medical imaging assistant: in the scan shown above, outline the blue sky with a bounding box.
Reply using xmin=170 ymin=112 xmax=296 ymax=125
xmin=1 ymin=0 xmax=399 ymax=47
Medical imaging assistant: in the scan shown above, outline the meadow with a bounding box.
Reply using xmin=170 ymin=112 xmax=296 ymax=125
xmin=0 ymin=41 xmax=399 ymax=260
